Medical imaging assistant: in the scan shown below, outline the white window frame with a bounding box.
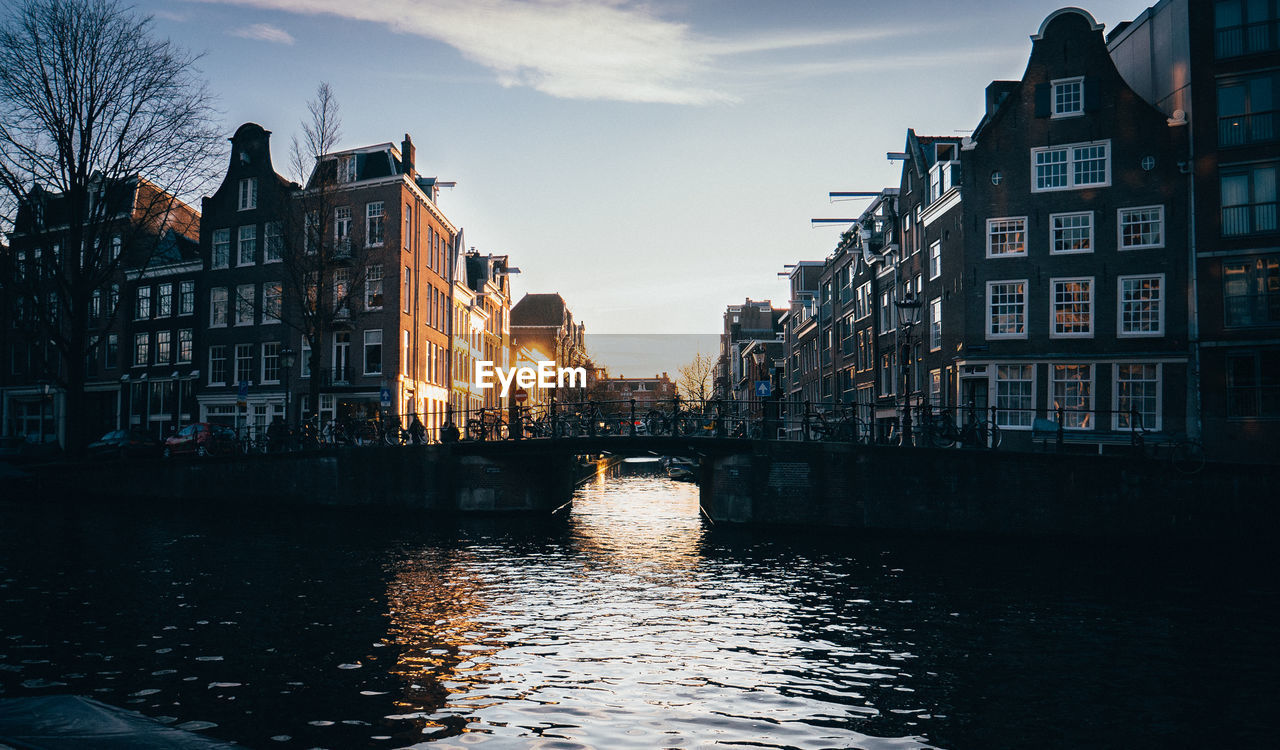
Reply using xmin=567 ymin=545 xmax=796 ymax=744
xmin=210 ymin=287 xmax=228 ymax=327
xmin=365 ymin=264 xmax=384 ymax=310
xmin=208 ymin=345 xmax=227 ymax=385
xmin=235 ymin=283 xmax=256 ymax=326
xmin=929 ymin=240 xmax=942 ymax=280
xmin=363 ymin=329 xmax=383 ymax=376
xmin=238 ymin=177 xmax=257 ymax=211
xmin=1031 ymin=139 xmax=1111 ymax=192
xmin=261 ymin=342 xmax=281 ymax=385
xmin=177 ymin=329 xmax=193 ymax=364
xmin=262 ymin=282 xmax=282 ymax=325
xmin=133 ymin=332 xmax=149 ymax=368
xmin=366 ymin=201 xmax=385 ymax=247
xmin=1117 ymin=205 xmax=1165 ymax=250
xmin=238 ymin=225 xmax=256 ymax=266
xmin=264 ymin=221 xmax=282 ymax=262
xmin=1112 ymin=362 xmax=1162 ymax=432
xmin=1049 ymin=276 xmax=1095 ymax=339
xmin=1050 ymin=363 xmax=1095 ymax=429
xmin=986 ymin=217 xmax=1028 ymax=258
xmin=929 ymin=297 xmax=942 ymax=352
xmin=986 ymin=279 xmax=1028 ymax=340
xmin=993 ymin=363 xmax=1036 ymax=430
xmin=1116 ymin=274 xmax=1165 ymax=338
xmin=1051 ymin=76 xmax=1084 ymax=119
xmin=1050 ymin=211 xmax=1094 ymax=255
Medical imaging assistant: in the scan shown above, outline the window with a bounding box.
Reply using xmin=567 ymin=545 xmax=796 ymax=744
xmin=929 ymin=369 xmax=942 ymax=407
xmin=1215 ymin=0 xmax=1280 ymax=58
xmin=235 ymin=284 xmax=255 ymax=326
xmin=90 ymin=289 xmax=102 ymax=319
xmin=238 ymin=178 xmax=257 ymax=210
xmin=1119 ymin=275 xmax=1165 ymax=336
xmin=1051 ymin=277 xmax=1093 ymax=337
xmin=305 ymin=212 xmax=319 ymax=254
xmin=1114 ymin=363 xmax=1161 ymax=431
xmin=1051 ymin=212 xmax=1093 ymax=254
xmin=987 ymin=217 xmax=1027 ymax=257
xmin=1119 ymin=206 xmax=1164 ymax=249
xmin=366 ymin=264 xmax=384 ymax=309
xmin=333 ymin=268 xmax=350 ymax=308
xmin=210 ymin=287 xmax=228 ymax=327
xmin=300 ymin=338 xmax=311 ymax=379
xmin=1051 ymin=364 xmax=1093 ymax=429
xmin=209 ymin=340 xmax=227 ymax=381
xmin=1227 ymin=351 xmax=1280 ymax=418
xmin=929 ymin=298 xmax=942 ymax=351
xmin=879 ymin=291 xmax=894 ymax=332
xmin=263 ymin=282 xmax=282 ymax=323
xmin=105 ymin=334 xmax=118 ymax=368
xmin=1052 ymin=77 xmax=1083 ymax=118
xmin=929 ymin=240 xmax=941 ymax=279
xmin=131 ymin=286 xmax=152 ymax=320
xmin=855 ymin=281 xmax=872 ymax=320
xmin=1221 ymin=166 xmax=1277 ymax=235
xmin=987 ymin=280 xmax=1027 ymax=339
xmin=158 ymin=283 xmax=173 ymax=317
xmin=212 ymin=228 xmax=230 ymax=268
xmin=1224 ymin=255 xmax=1280 ymax=326
xmin=403 ymin=266 xmax=412 ymax=313
xmin=133 ymin=333 xmax=149 ymax=367
xmin=367 ymin=202 xmax=385 ymax=246
xmin=178 ymin=329 xmax=192 ymax=364
xmin=364 ymin=329 xmax=383 ymax=375
xmin=179 ymin=280 xmax=195 ymax=315
xmin=264 ymin=221 xmax=282 ymax=262
xmin=233 ymin=344 xmax=253 ymax=386
xmin=880 ymin=351 xmax=896 ymax=395
xmin=338 ymin=155 xmax=356 ymax=183
xmin=1032 ymin=140 xmax=1110 ymax=191
xmin=108 ymin=284 xmax=119 ymax=316
xmin=402 ymin=329 xmax=411 ymax=377
xmin=995 ymin=364 xmax=1034 ymax=428
xmin=154 ymin=330 xmax=171 ymax=364
xmin=335 ymin=206 xmax=352 ymax=251
xmin=111 ymin=235 xmax=121 ymax=259
xmin=1219 ymin=74 xmax=1277 ymax=147
xmin=262 ymin=342 xmax=281 ymax=384
xmin=404 ymin=204 xmax=412 ymax=250
xmin=238 ymin=225 xmax=256 ymax=265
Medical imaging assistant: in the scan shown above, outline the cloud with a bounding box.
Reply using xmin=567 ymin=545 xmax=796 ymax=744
xmin=152 ymin=10 xmax=189 ymax=22
xmin=230 ymin=22 xmax=296 ymax=45
xmin=194 ymin=0 xmax=913 ymax=105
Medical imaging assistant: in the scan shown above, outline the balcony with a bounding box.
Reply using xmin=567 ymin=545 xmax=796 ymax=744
xmin=1220 ymin=112 xmax=1275 ymax=147
xmin=331 ymin=305 xmax=354 ymax=329
xmin=1223 ymin=203 xmax=1278 ymax=236
xmin=318 ymin=365 xmax=353 ymax=386
xmin=332 ymin=239 xmax=353 ymax=263
xmin=1216 ymin=20 xmax=1280 ymax=59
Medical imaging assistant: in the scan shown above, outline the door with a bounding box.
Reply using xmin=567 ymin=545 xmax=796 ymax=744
xmin=961 ymin=378 xmax=988 ymax=424
xmin=333 ymin=332 xmax=351 ymax=382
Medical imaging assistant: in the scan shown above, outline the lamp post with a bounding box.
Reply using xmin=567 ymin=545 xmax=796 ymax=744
xmin=894 ymin=295 xmax=922 ymax=446
xmin=280 ymin=347 xmax=297 ymax=428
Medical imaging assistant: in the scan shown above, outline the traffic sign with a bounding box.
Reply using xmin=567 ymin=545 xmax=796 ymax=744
xmin=754 ymin=380 xmax=772 ymax=398
xmin=379 ymin=387 xmax=392 ymax=406
xmin=514 ymin=388 xmax=528 ymax=404
xmin=237 ymin=381 xmax=249 ymax=400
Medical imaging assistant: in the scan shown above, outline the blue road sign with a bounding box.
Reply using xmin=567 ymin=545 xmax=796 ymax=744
xmin=754 ymin=380 xmax=772 ymax=397
xmin=380 ymin=388 xmax=392 ymax=406
xmin=237 ymin=381 xmax=249 ymax=400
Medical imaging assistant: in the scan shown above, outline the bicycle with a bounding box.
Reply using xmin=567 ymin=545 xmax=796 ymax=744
xmin=804 ymin=404 xmax=867 ymax=443
xmin=1131 ymin=422 xmax=1206 ymax=475
xmin=466 ymin=408 xmax=508 ymax=441
xmin=926 ymin=406 xmax=1002 ymax=450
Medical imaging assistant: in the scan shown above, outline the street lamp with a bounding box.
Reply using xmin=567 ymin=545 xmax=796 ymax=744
xmin=895 ymin=295 xmax=923 ymax=446
xmin=280 ymin=346 xmax=297 ymax=427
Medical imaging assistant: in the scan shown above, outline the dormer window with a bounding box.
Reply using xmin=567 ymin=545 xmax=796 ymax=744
xmin=1052 ymin=77 xmax=1084 ymax=118
xmin=338 ymin=155 xmax=356 ymax=183
xmin=238 ymin=178 xmax=257 ymax=210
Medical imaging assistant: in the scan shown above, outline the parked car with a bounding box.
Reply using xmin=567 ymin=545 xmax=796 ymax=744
xmin=0 ymin=435 xmax=62 ymax=464
xmin=87 ymin=429 xmax=163 ymax=461
xmin=162 ymin=422 xmax=238 ymax=458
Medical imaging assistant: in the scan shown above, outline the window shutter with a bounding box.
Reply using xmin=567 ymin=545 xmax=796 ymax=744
xmin=1034 ymin=83 xmax=1051 ymax=118
xmin=1083 ymin=78 xmax=1101 ymax=112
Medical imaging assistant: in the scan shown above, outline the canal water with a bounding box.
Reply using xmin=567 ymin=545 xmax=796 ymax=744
xmin=1 ymin=461 xmax=1276 ymax=749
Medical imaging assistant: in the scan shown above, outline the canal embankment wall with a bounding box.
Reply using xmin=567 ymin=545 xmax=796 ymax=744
xmin=701 ymin=442 xmax=1280 ymax=539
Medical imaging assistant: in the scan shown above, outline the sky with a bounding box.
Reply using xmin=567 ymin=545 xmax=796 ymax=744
xmin=132 ymin=0 xmax=1148 ymax=358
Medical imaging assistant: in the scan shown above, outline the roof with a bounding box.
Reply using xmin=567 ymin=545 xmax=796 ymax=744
xmin=510 ymin=293 xmax=569 ymax=327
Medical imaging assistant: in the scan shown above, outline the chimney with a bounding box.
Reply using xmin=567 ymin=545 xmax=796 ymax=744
xmin=401 ymin=133 xmax=416 ymax=179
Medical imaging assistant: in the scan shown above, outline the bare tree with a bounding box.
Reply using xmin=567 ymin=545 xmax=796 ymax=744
xmin=677 ymin=351 xmax=716 ymax=403
xmin=274 ymin=82 xmax=373 ymax=423
xmin=0 ymin=0 xmax=221 ymax=454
